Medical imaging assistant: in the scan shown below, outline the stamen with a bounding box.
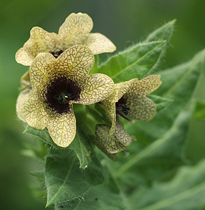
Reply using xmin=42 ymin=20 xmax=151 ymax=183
xmin=121 ymin=105 xmax=130 ymax=115
xmin=65 ymin=93 xmax=72 ymax=101
xmin=122 ymin=150 xmax=129 ymax=157
xmin=116 ymin=110 xmax=135 ymax=124
xmin=116 ymin=102 xmax=120 ymax=107
xmin=54 ymin=94 xmax=63 ymax=104
xmin=53 ymin=93 xmax=72 ymax=105
xmin=45 ymin=77 xmax=81 ymax=114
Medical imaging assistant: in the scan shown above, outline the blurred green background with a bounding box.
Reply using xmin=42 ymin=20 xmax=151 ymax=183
xmin=0 ymin=0 xmax=204 ymax=209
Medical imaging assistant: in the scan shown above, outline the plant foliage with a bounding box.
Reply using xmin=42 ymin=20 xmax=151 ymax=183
xmin=23 ymin=20 xmax=205 ymax=209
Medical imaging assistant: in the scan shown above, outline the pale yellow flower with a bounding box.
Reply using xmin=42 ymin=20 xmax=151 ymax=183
xmin=17 ymin=45 xmax=114 ymax=147
xmin=15 ymin=12 xmax=116 ymax=66
xmin=102 ymin=75 xmax=162 ymax=135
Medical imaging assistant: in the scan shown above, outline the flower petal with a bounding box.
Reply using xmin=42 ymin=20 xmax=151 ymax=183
xmin=56 ymin=45 xmax=94 ymax=85
xmin=101 ymin=89 xmax=118 ymax=135
xmin=102 ymin=80 xmax=134 ymax=135
xmin=29 ymin=52 xmax=56 ymax=91
xmin=116 ymin=79 xmax=137 ymax=100
xmin=16 ymin=89 xmax=33 ymax=122
xmin=127 ymin=75 xmax=162 ymax=96
xmin=16 ymin=27 xmax=59 ymax=66
xmin=114 ymin=118 xmax=133 ymax=147
xmin=47 ymin=111 xmax=76 ymax=148
xmin=76 ymin=73 xmax=114 ymax=105
xmin=95 ymin=124 xmax=126 ymax=154
xmin=124 ymin=95 xmax=157 ymax=121
xmin=15 ymin=48 xmax=34 ymax=66
xmin=20 ymin=71 xmax=31 ymax=90
xmin=17 ymin=91 xmax=49 ymax=129
xmin=58 ymin=13 xmax=93 ymax=50
xmin=29 ymin=27 xmax=59 ymax=52
xmin=85 ymin=33 xmax=116 ymax=54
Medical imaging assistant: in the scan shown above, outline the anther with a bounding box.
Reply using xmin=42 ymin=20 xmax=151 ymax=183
xmin=122 ymin=150 xmax=129 ymax=157
xmin=68 ymin=100 xmax=72 ymax=105
xmin=121 ymin=105 xmax=130 ymax=115
xmin=54 ymin=94 xmax=63 ymax=104
xmin=65 ymin=93 xmax=72 ymax=101
xmin=54 ymin=93 xmax=72 ymax=105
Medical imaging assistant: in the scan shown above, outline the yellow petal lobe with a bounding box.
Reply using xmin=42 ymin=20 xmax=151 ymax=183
xmin=16 ymin=27 xmax=59 ymax=66
xmin=15 ymin=48 xmax=34 ymax=66
xmin=56 ymin=46 xmax=94 ymax=85
xmin=58 ymin=13 xmax=93 ymax=50
xmin=30 ymin=53 xmax=56 ymax=91
xmin=126 ymin=96 xmax=156 ymax=122
xmin=78 ymin=73 xmax=114 ymax=105
xmin=17 ymin=91 xmax=49 ymax=129
xmin=47 ymin=111 xmax=76 ymax=148
xmin=128 ymin=75 xmax=162 ymax=96
xmin=85 ymin=33 xmax=116 ymax=54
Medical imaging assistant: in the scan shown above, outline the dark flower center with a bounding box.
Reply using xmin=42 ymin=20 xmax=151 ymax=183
xmin=45 ymin=77 xmax=81 ymax=114
xmin=116 ymin=97 xmax=134 ymax=124
xmin=116 ymin=97 xmax=130 ymax=115
xmin=51 ymin=50 xmax=64 ymax=58
xmin=53 ymin=93 xmax=72 ymax=104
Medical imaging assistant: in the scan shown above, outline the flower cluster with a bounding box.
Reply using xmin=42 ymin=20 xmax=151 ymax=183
xmin=16 ymin=13 xmax=116 ymax=66
xmin=16 ymin=13 xmax=162 ymax=159
xmin=94 ymin=75 xmax=161 ymax=160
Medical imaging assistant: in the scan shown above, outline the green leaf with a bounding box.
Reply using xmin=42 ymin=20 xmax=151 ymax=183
xmin=147 ymin=95 xmax=173 ymax=112
xmin=85 ymin=103 xmax=111 ymax=126
xmin=128 ymin=49 xmax=205 ymax=140
xmin=24 ymin=105 xmax=109 ymax=169
xmin=143 ymin=19 xmax=176 ymax=74
xmin=113 ymin=103 xmax=194 ymax=183
xmin=112 ymin=49 xmax=205 ymax=185
xmin=55 ymin=176 xmax=127 ymax=210
xmin=129 ymin=159 xmax=205 ymax=210
xmin=144 ymin=19 xmax=176 ymax=43
xmin=69 ymin=108 xmax=107 ymax=169
xmin=45 ymin=149 xmax=104 ymax=207
xmin=69 ymin=110 xmax=95 ymax=169
xmin=147 ymin=49 xmax=205 ymax=139
xmin=30 ymin=171 xmax=46 ymax=200
xmin=89 ymin=54 xmax=99 ymax=74
xmin=97 ymin=41 xmax=166 ymax=82
xmin=69 ymin=129 xmax=92 ymax=169
xmin=95 ymin=20 xmax=176 ymax=82
xmin=192 ymin=100 xmax=205 ymax=119
xmin=24 ymin=122 xmax=93 ymax=169
xmin=24 ymin=126 xmax=59 ymax=148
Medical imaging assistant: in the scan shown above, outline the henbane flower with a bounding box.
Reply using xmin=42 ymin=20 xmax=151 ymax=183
xmin=94 ymin=119 xmax=136 ymax=161
xmin=16 ymin=45 xmax=114 ymax=147
xmin=15 ymin=12 xmax=116 ymax=66
xmin=102 ymin=75 xmax=162 ymax=135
